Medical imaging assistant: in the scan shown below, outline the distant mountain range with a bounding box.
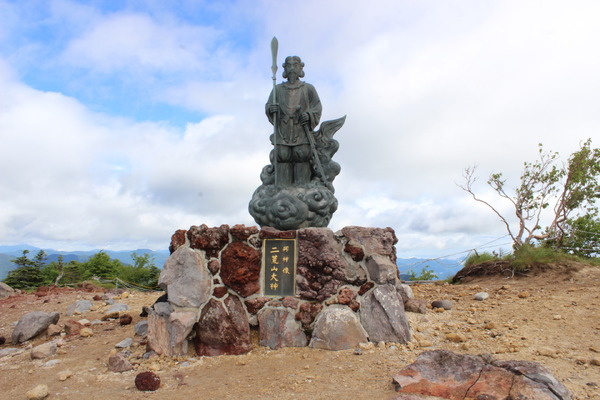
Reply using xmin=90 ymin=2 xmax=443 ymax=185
xmin=0 ymin=245 xmax=464 ymax=281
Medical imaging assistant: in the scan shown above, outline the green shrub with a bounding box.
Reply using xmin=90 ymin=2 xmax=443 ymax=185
xmin=464 ymin=252 xmax=498 ymax=267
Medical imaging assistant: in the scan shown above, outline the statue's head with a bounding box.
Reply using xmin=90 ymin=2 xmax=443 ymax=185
xmin=282 ymin=56 xmax=305 ymax=79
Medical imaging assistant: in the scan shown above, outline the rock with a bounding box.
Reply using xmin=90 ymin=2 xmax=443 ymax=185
xmin=101 ymin=311 xmax=119 ymax=321
xmin=195 ymin=296 xmax=252 ymax=356
xmin=518 ymin=291 xmax=530 ymax=298
xmin=258 ymin=308 xmax=307 ymax=349
xmin=0 ymin=282 xmax=15 ymax=298
xmin=431 ymin=300 xmax=452 ymax=310
xmin=64 ymin=320 xmax=84 ymax=336
xmin=57 ymin=370 xmax=73 ymax=381
xmin=244 ymin=297 xmax=271 ymax=315
xmin=473 ymin=292 xmax=489 ymax=301
xmin=135 ymin=371 xmax=161 ymax=391
xmin=0 ymin=335 xmax=5 ymax=345
xmin=108 ymin=352 xmax=133 ymax=372
xmin=119 ymin=314 xmax=133 ymax=325
xmin=0 ymin=348 xmax=24 ymax=358
xmin=365 ymin=255 xmax=398 ymax=285
xmin=230 ymin=224 xmax=259 ymax=241
xmin=25 ymin=384 xmax=49 ymax=400
xmin=115 ymin=337 xmax=133 ymax=348
xmin=66 ymin=299 xmax=93 ymax=316
xmin=445 ymin=333 xmax=467 ymax=343
xmin=396 ymin=283 xmax=414 ymax=302
xmin=169 ymin=229 xmax=188 ymax=253
xmin=220 ymin=241 xmax=261 ymax=297
xmin=46 ymin=324 xmax=62 ymax=337
xmin=340 ymin=226 xmax=398 ymax=263
xmin=360 ymin=284 xmax=411 ymax=344
xmin=31 ymin=341 xmax=58 ymax=360
xmin=106 ymin=303 xmax=129 ymax=314
xmin=187 ymin=224 xmax=230 ymax=258
xmin=295 ymin=302 xmax=323 ymax=330
xmin=12 ymin=311 xmax=60 ymax=343
xmin=159 ymin=246 xmax=212 ymax=308
xmin=148 ymin=310 xmax=197 ymax=356
xmin=79 ymin=327 xmax=93 ymax=337
xmin=404 ymin=299 xmax=427 ymax=314
xmin=392 ymin=350 xmax=572 ymax=400
xmin=309 ymin=305 xmax=368 ymax=351
xmin=134 ymin=321 xmax=148 ymax=336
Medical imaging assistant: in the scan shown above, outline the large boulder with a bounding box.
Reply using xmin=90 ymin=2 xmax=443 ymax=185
xmin=392 ymin=350 xmax=572 ymax=400
xmin=0 ymin=282 xmax=15 ymax=298
xmin=365 ymin=255 xmax=399 ymax=285
xmin=309 ymin=305 xmax=368 ymax=350
xmin=360 ymin=284 xmax=411 ymax=344
xmin=340 ymin=226 xmax=398 ymax=263
xmin=159 ymin=246 xmax=211 ymax=308
xmin=194 ymin=296 xmax=252 ymax=356
xmin=147 ymin=307 xmax=197 ymax=356
xmin=12 ymin=311 xmax=60 ymax=343
xmin=258 ymin=308 xmax=307 ymax=349
xmin=66 ymin=299 xmax=93 ymax=316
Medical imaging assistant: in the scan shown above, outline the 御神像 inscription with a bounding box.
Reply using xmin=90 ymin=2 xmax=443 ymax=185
xmin=263 ymin=238 xmax=297 ymax=296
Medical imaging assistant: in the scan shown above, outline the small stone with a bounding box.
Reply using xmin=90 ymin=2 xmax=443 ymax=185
xmin=108 ymin=353 xmax=133 ymax=372
xmin=538 ymin=347 xmax=558 ymax=357
xmin=135 ymin=371 xmax=161 ymax=391
xmin=79 ymin=327 xmax=93 ymax=337
xmin=359 ymin=342 xmax=375 ymax=350
xmin=115 ymin=337 xmax=133 ymax=348
xmin=473 ymin=292 xmax=489 ymax=301
xmin=46 ymin=324 xmax=62 ymax=337
xmin=26 ymin=384 xmax=49 ymax=400
xmin=134 ymin=321 xmax=149 ymax=336
xmin=517 ymin=291 xmax=530 ymax=298
xmin=418 ymin=340 xmax=433 ymax=348
xmin=58 ymin=370 xmax=73 ymax=381
xmin=445 ymin=333 xmax=467 ymax=343
xmin=591 ymin=357 xmax=600 ymax=366
xmin=553 ymin=314 xmax=562 ymax=320
xmin=431 ymin=300 xmax=452 ymax=310
xmin=119 ymin=314 xmax=133 ymax=325
xmin=353 ymin=348 xmax=363 ymax=355
xmin=120 ymin=291 xmax=130 ymax=299
xmin=483 ymin=322 xmax=497 ymax=330
xmin=0 ymin=336 xmax=5 ymax=345
xmin=102 ymin=312 xmax=120 ymax=321
xmin=31 ymin=342 xmax=57 ymax=360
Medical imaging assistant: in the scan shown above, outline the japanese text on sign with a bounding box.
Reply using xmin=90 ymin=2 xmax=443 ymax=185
xmin=263 ymin=239 xmax=296 ymax=296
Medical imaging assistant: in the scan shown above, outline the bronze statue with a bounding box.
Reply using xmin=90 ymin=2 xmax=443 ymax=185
xmin=249 ymin=38 xmax=345 ymax=230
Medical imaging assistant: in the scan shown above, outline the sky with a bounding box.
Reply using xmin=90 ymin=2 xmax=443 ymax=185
xmin=0 ymin=0 xmax=598 ymax=259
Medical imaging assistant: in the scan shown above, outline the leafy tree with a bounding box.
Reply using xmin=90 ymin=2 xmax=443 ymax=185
xmin=3 ymin=250 xmax=48 ymax=289
xmin=407 ymin=266 xmax=439 ymax=281
xmin=547 ymin=213 xmax=600 ymax=258
xmin=460 ymin=139 xmax=599 ymax=250
xmin=116 ymin=252 xmax=161 ymax=288
xmin=82 ymin=251 xmax=122 ymax=280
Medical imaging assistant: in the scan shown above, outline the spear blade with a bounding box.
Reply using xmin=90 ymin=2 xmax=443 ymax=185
xmin=271 ymin=36 xmax=278 ymax=79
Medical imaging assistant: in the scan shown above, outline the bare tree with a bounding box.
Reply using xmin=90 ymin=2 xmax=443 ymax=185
xmin=459 ymin=139 xmax=599 ymax=249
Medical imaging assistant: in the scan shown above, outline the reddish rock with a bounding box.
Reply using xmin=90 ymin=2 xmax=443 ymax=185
xmin=282 ymin=296 xmax=299 ymax=309
xmin=392 ymin=351 xmax=572 ymax=400
xmin=245 ymin=297 xmax=270 ymax=315
xmin=267 ymin=300 xmax=282 ymax=307
xmin=404 ymin=299 xmax=427 ymax=314
xmin=348 ymin=300 xmax=360 ymax=312
xmin=258 ymin=308 xmax=307 ymax=349
xmin=220 ymin=241 xmax=261 ymax=297
xmin=108 ymin=352 xmax=133 ymax=373
xmin=344 ymin=241 xmax=365 ymax=261
xmin=64 ymin=320 xmax=85 ymax=336
xmin=135 ymin=371 xmax=161 ymax=391
xmin=195 ymin=296 xmax=252 ymax=356
xmin=230 ymin=224 xmax=259 ymax=241
xmin=213 ymin=286 xmax=228 ymax=298
xmin=259 ymin=226 xmax=296 ymax=239
xmin=295 ymin=302 xmax=323 ymax=330
xmin=337 ymin=287 xmax=357 ymax=305
xmin=0 ymin=335 xmax=5 ymax=345
xmin=119 ymin=314 xmax=133 ymax=325
xmin=208 ymin=259 xmax=220 ymax=275
xmin=169 ymin=229 xmax=188 ymax=254
xmin=187 ymin=224 xmax=230 ymax=258
xmin=92 ymin=294 xmax=104 ymax=301
xmin=358 ymin=281 xmax=375 ymax=295
xmin=341 ymin=226 xmax=398 ymax=264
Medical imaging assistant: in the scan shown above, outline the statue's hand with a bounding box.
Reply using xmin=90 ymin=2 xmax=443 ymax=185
xmin=269 ymin=104 xmax=279 ymax=114
xmin=300 ymin=112 xmax=310 ymax=125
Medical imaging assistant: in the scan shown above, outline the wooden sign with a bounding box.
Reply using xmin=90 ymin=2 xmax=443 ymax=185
xmin=263 ymin=238 xmax=297 ymax=296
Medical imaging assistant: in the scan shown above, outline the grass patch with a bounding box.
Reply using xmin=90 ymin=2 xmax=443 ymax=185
xmin=464 ymin=252 xmax=499 ymax=267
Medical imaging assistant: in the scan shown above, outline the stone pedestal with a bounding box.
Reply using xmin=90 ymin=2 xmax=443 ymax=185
xmin=147 ymin=224 xmax=412 ymax=356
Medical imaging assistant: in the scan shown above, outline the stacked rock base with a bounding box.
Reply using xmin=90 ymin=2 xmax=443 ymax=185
xmin=147 ymin=224 xmax=413 ymax=356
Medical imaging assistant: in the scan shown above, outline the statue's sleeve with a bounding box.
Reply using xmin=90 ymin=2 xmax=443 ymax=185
xmin=306 ymin=84 xmax=322 ymax=130
xmin=265 ymin=88 xmax=276 ymax=125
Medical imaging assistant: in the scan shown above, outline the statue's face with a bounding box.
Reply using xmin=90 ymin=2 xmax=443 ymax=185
xmin=284 ymin=59 xmax=302 ymax=78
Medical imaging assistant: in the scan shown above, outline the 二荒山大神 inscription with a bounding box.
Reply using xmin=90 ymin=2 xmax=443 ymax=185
xmin=263 ymin=239 xmax=297 ymax=296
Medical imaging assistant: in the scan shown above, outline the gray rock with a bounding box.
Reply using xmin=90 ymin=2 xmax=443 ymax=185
xmin=258 ymin=308 xmax=307 ymax=349
xmin=366 ymin=255 xmax=399 ymax=284
xmin=115 ymin=337 xmax=133 ymax=348
xmin=0 ymin=348 xmax=24 ymax=358
xmin=404 ymin=299 xmax=427 ymax=314
xmin=0 ymin=282 xmax=14 ymax=298
xmin=431 ymin=300 xmax=452 ymax=310
xmin=148 ymin=310 xmax=197 ymax=356
xmin=474 ymin=292 xmax=489 ymax=301
xmin=159 ymin=246 xmax=212 ymax=308
xmin=340 ymin=226 xmax=398 ymax=261
xmin=134 ymin=320 xmax=149 ymax=336
xmin=66 ymin=300 xmax=93 ymax=316
xmin=12 ymin=311 xmax=60 ymax=343
xmin=309 ymin=305 xmax=368 ymax=351
xmin=31 ymin=341 xmax=58 ymax=360
xmin=396 ymin=283 xmax=414 ymax=303
xmin=360 ymin=284 xmax=411 ymax=344
xmin=106 ymin=303 xmax=129 ymax=314
xmin=108 ymin=352 xmax=133 ymax=373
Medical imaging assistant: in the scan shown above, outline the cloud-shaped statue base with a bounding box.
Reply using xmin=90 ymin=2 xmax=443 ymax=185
xmin=248 ymin=182 xmax=338 ymax=231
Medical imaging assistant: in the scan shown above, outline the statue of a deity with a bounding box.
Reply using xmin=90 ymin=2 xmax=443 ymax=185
xmin=248 ymin=38 xmax=345 ymax=230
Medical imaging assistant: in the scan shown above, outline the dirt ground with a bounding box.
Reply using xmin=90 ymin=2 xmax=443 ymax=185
xmin=1 ymin=264 xmax=599 ymax=400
